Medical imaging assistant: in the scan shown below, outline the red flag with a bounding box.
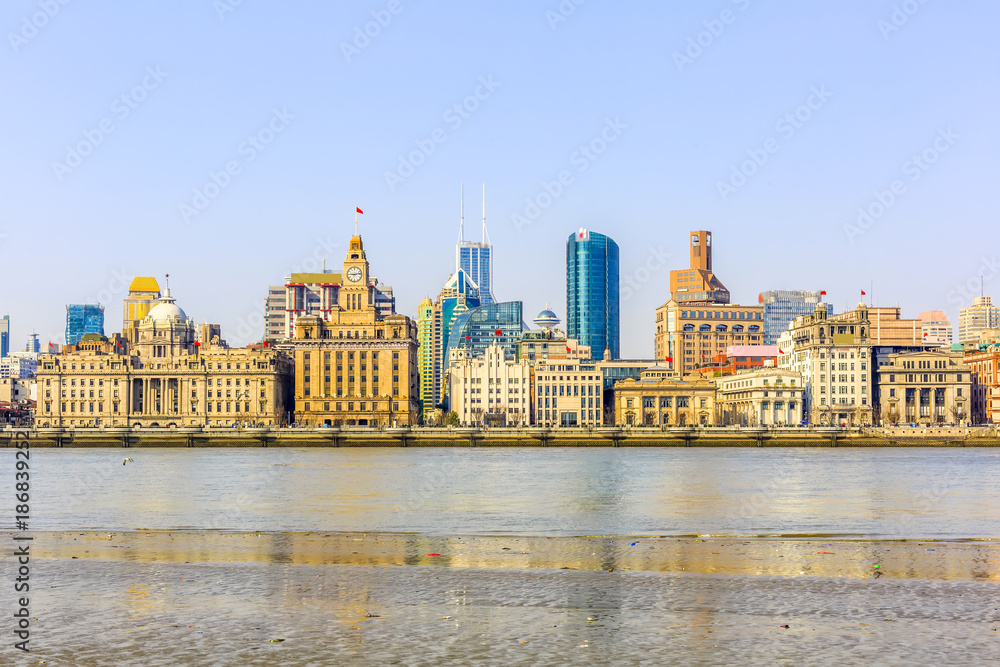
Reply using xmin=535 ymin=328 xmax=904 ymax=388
xmin=263 ymin=341 xmax=269 ymax=347
xmin=779 ymin=348 xmax=785 ymax=354
xmin=665 ymin=356 xmax=673 ymax=363
xmin=356 ymin=207 xmax=363 ymax=214
xmin=566 ymin=346 xmax=571 ymax=353
xmin=820 ymin=290 xmax=827 ymax=295
xmin=861 ymin=290 xmax=866 ymax=295
xmin=465 ymin=335 xmax=470 ymax=340
xmin=495 ymin=329 xmax=502 ymax=336
xmin=923 ymin=333 xmax=928 ymax=337
xmin=194 ymin=341 xmax=201 ymax=347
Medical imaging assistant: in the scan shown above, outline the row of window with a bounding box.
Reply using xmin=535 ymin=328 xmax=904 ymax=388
xmin=301 ymin=402 xmax=401 ymax=412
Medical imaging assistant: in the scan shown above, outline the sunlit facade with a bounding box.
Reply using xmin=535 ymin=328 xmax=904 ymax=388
xmin=566 ymin=229 xmax=619 ymax=360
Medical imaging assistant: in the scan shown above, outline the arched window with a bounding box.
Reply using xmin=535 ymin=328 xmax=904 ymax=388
xmin=716 ymin=324 xmax=727 ymax=332
xmin=732 ymin=325 xmax=744 ymax=333
xmin=749 ymin=325 xmax=760 ymax=333
xmin=699 ymin=324 xmax=711 ymax=332
xmin=683 ymin=324 xmax=695 ymax=332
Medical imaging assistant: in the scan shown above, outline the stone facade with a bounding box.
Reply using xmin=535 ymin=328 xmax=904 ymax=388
xmin=877 ymin=350 xmax=972 ymax=425
xmin=613 ymin=370 xmax=717 ymax=426
xmin=533 ymin=357 xmax=604 ymax=426
xmin=965 ymin=342 xmax=1000 ymax=424
xmin=284 ymin=235 xmax=419 ymax=427
xmin=714 ymin=367 xmax=805 ymax=426
xmin=448 ymin=341 xmax=530 ymax=426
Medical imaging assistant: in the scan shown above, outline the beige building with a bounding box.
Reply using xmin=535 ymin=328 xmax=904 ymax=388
xmin=655 ymin=300 xmax=765 ymax=377
xmin=449 ymin=341 xmax=530 ymax=426
xmin=780 ymin=302 xmax=873 ymax=426
xmin=35 ymin=290 xmax=293 ymax=427
xmin=714 ymin=367 xmax=804 ymax=426
xmin=613 ymin=369 xmax=717 ymax=426
xmin=533 ymin=357 xmax=604 ymax=426
xmin=122 ymin=276 xmax=161 ymax=345
xmin=959 ymin=296 xmax=1000 ymax=344
xmin=833 ymin=306 xmax=924 ymax=347
xmin=965 ymin=341 xmax=1000 ymax=424
xmin=877 ymin=350 xmax=972 ymax=425
xmin=284 ymin=235 xmax=419 ymax=427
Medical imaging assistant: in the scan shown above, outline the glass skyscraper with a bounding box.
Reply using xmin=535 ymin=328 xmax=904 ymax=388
xmin=566 ymin=229 xmax=619 ymax=360
xmin=456 ymin=243 xmax=494 ymax=306
xmin=444 ymin=301 xmax=525 ymax=366
xmin=760 ymin=290 xmax=831 ymax=345
xmin=65 ymin=304 xmax=105 ymax=346
xmin=0 ymin=315 xmax=9 ymax=357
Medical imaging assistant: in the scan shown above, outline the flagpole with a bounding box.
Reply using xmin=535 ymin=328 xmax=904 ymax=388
xmin=355 ymin=208 xmax=358 ymax=235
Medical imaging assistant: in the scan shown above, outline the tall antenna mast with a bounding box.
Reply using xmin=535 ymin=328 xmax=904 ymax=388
xmin=459 ymin=183 xmax=464 ymax=243
xmin=481 ymin=182 xmax=487 ymax=243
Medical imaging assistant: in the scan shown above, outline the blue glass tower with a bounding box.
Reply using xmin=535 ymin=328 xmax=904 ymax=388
xmin=444 ymin=301 xmax=525 ymax=364
xmin=567 ymin=229 xmax=619 ymax=360
xmin=760 ymin=290 xmax=832 ymax=345
xmin=65 ymin=304 xmax=105 ymax=346
xmin=0 ymin=315 xmax=9 ymax=357
xmin=455 ymin=183 xmax=495 ymax=305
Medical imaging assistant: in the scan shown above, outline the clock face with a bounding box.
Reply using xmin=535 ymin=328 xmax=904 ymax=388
xmin=347 ymin=267 xmax=362 ymax=282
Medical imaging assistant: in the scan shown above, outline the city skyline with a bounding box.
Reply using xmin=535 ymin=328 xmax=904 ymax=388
xmin=2 ymin=2 xmax=997 ymax=357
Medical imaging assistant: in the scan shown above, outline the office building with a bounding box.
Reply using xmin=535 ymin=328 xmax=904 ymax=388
xmin=449 ymin=341 xmax=530 ymax=426
xmin=760 ymin=290 xmax=830 ymax=345
xmin=780 ymin=301 xmax=872 ymax=426
xmin=958 ymin=296 xmax=1000 ymax=344
xmin=26 ymin=333 xmax=40 ymax=354
xmin=284 ymin=234 xmax=420 ymax=427
xmin=264 ymin=286 xmax=286 ymax=341
xmin=715 ymin=367 xmax=805 ymax=426
xmin=0 ymin=315 xmax=9 ymax=357
xmin=965 ymin=341 xmax=1000 ymax=424
xmin=35 ymin=289 xmax=293 ymax=427
xmin=456 ymin=183 xmax=495 ymax=305
xmin=533 ymin=357 xmax=604 ymax=426
xmin=0 ymin=352 xmax=37 ymax=379
xmin=877 ymin=350 xmax=972 ymax=425
xmin=669 ymin=231 xmax=730 ymax=305
xmin=66 ymin=304 xmax=105 ymax=347
xmin=444 ymin=301 xmax=525 ymax=367
xmin=567 ymin=229 xmax=619 ymax=360
xmin=918 ymin=311 xmax=953 ymax=347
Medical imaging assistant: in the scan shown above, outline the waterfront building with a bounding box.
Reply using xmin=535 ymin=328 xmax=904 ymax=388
xmin=958 ymin=296 xmax=1000 ymax=344
xmin=0 ymin=314 xmax=9 ymax=357
xmin=693 ymin=344 xmax=779 ymax=379
xmin=669 ymin=231 xmax=730 ymax=305
xmin=448 ymin=341 xmax=529 ymax=426
xmin=533 ymin=357 xmax=604 ymax=426
xmin=456 ymin=183 xmax=496 ymax=306
xmin=963 ymin=339 xmax=1000 ymax=424
xmin=567 ymin=229 xmax=619 ymax=360
xmin=66 ymin=304 xmax=104 ymax=347
xmin=760 ymin=290 xmax=831 ymax=346
xmin=876 ymin=350 xmax=972 ymax=425
xmin=918 ymin=310 xmax=953 ymax=347
xmin=122 ymin=277 xmax=161 ymax=344
xmin=780 ymin=301 xmax=873 ymax=426
xmin=714 ymin=366 xmax=805 ymax=426
xmin=0 ymin=377 xmax=32 ymax=403
xmin=516 ymin=310 xmax=591 ymax=365
xmin=444 ymin=301 xmax=526 ymax=365
xmin=417 ymin=298 xmax=436 ymax=415
xmin=34 ymin=290 xmax=293 ymax=427
xmin=284 ymin=234 xmax=419 ymax=427
xmin=264 ymin=286 xmax=286 ymax=341
xmin=613 ymin=369 xmax=717 ymax=426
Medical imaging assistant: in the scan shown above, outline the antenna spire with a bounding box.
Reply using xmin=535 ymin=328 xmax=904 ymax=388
xmin=459 ymin=183 xmax=464 ymax=243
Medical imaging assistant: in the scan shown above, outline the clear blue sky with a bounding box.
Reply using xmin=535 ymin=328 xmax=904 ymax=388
xmin=2 ymin=0 xmax=996 ymax=355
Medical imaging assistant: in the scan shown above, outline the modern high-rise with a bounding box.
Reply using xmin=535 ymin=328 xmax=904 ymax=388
xmin=567 ymin=229 xmax=619 ymax=360
xmin=25 ymin=333 xmax=40 ymax=354
xmin=959 ymin=296 xmax=1000 ymax=344
xmin=65 ymin=304 xmax=105 ymax=346
xmin=760 ymin=290 xmax=831 ymax=345
xmin=417 ymin=268 xmax=481 ymax=415
xmin=0 ymin=315 xmax=9 ymax=358
xmin=456 ymin=184 xmax=495 ymax=305
xmin=444 ymin=301 xmax=526 ymax=365
xmin=918 ymin=310 xmax=953 ymax=346
xmin=264 ymin=286 xmax=286 ymax=341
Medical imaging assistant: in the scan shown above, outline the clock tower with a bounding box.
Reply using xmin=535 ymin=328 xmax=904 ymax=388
xmin=339 ymin=234 xmax=374 ymax=322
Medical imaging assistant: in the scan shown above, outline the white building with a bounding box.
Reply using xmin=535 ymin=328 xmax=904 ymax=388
xmin=0 ymin=377 xmax=33 ymax=403
xmin=448 ymin=341 xmax=530 ymax=426
xmin=533 ymin=358 xmax=605 ymax=426
xmin=0 ymin=351 xmax=38 ymax=379
xmin=958 ymin=296 xmax=1000 ymax=344
xmin=918 ymin=310 xmax=952 ymax=347
xmin=714 ymin=365 xmax=805 ymax=426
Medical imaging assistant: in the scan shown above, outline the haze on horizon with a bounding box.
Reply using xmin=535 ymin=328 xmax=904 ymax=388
xmin=2 ymin=0 xmax=996 ymax=355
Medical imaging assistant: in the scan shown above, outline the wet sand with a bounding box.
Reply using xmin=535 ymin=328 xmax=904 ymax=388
xmin=9 ymin=532 xmax=1000 ymax=665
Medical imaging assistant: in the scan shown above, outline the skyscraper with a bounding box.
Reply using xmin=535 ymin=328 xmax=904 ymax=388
xmin=567 ymin=229 xmax=619 ymax=360
xmin=760 ymin=290 xmax=832 ymax=345
xmin=958 ymin=296 xmax=1000 ymax=344
xmin=0 ymin=315 xmax=9 ymax=358
xmin=456 ymin=184 xmax=495 ymax=305
xmin=122 ymin=276 xmax=161 ymax=344
xmin=65 ymin=304 xmax=105 ymax=346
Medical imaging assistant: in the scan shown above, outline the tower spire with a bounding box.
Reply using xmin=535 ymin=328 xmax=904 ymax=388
xmin=459 ymin=182 xmax=464 ymax=243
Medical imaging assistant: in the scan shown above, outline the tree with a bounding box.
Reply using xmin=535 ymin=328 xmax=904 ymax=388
xmin=950 ymin=403 xmax=967 ymax=424
xmin=882 ymin=405 xmax=901 ymax=425
xmin=642 ymin=410 xmax=656 ymax=426
xmin=443 ymin=411 xmax=459 ymax=427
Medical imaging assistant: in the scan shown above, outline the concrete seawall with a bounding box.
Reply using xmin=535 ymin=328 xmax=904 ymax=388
xmin=4 ymin=426 xmax=999 ymax=448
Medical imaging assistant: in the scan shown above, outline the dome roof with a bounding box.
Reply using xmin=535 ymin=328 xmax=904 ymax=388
xmin=533 ymin=306 xmax=560 ymax=329
xmin=146 ymin=289 xmax=187 ymax=323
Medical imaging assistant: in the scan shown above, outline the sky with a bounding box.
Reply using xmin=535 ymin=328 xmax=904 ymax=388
xmin=1 ymin=0 xmax=997 ymax=356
